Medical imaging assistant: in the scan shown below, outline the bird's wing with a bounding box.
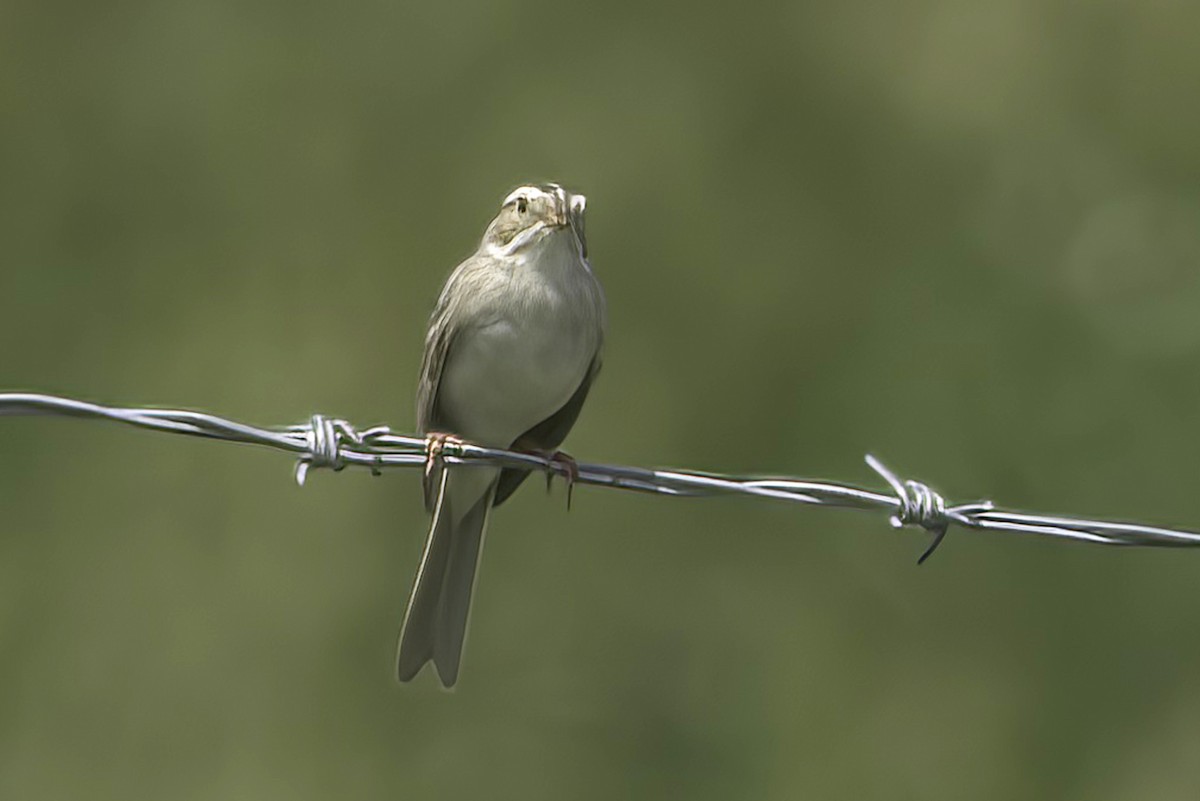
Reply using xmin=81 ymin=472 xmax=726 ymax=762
xmin=415 ymin=298 xmax=453 ymax=436
xmin=417 ymin=252 xmax=511 ymax=433
xmin=415 ymin=256 xmax=494 ymax=510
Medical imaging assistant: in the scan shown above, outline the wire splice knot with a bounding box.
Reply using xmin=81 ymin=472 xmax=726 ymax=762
xmin=295 ymin=414 xmax=347 ymax=486
xmin=866 ymin=455 xmax=951 ymax=564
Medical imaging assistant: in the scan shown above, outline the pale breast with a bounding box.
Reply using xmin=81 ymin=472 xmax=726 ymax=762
xmin=438 ymin=232 xmax=603 ymax=448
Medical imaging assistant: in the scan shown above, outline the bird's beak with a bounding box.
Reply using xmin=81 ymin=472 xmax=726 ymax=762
xmin=568 ymin=193 xmax=587 ymax=257
xmin=551 ymin=185 xmax=570 ymax=227
xmin=567 ymin=194 xmax=585 ymax=231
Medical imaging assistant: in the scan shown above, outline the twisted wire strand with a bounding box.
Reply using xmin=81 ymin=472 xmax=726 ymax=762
xmin=4 ymin=392 xmax=1200 ymax=561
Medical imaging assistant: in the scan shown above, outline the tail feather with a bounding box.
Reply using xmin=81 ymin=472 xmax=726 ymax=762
xmin=397 ymin=469 xmax=496 ymax=687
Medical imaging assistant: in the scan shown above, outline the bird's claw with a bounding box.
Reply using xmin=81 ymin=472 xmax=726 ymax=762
xmin=423 ymin=433 xmax=463 ymax=500
xmin=544 ymin=450 xmax=580 ymax=510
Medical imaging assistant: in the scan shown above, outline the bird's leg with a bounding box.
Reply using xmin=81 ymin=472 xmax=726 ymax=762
xmin=546 ymin=450 xmax=581 ymax=510
xmin=510 ymin=436 xmax=581 ymax=510
xmin=422 ymin=432 xmax=463 ymax=502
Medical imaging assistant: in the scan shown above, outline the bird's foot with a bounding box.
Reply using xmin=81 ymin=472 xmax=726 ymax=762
xmin=543 ymin=450 xmax=580 ymax=510
xmin=423 ymin=432 xmax=464 ymax=500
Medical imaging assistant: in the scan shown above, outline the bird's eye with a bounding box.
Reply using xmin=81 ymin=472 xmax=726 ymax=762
xmin=516 ymin=197 xmax=528 ymax=214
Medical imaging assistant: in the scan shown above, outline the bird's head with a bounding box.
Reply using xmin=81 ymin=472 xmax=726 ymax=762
xmin=483 ymin=183 xmax=587 ymax=258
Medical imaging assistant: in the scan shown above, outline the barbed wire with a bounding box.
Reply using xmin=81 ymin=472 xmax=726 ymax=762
xmin=3 ymin=392 xmax=1199 ymax=563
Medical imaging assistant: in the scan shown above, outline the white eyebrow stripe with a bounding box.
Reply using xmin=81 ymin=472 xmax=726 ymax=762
xmin=502 ymin=185 xmax=546 ymax=206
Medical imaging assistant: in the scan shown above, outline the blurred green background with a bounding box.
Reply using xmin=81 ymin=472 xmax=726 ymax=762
xmin=3 ymin=1 xmax=1200 ymax=798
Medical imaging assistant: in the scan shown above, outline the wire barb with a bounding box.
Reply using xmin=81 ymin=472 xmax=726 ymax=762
xmin=3 ymin=392 xmax=1200 ymax=559
xmin=867 ymin=455 xmax=948 ymax=563
xmin=294 ymin=415 xmax=354 ymax=486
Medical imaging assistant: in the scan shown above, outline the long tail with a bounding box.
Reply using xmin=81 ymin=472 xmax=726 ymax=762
xmin=396 ymin=468 xmax=497 ymax=687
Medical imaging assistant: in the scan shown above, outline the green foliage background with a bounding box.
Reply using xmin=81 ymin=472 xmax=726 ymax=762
xmin=3 ymin=1 xmax=1200 ymax=798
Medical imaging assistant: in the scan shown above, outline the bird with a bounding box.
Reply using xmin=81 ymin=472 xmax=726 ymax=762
xmin=396 ymin=183 xmax=607 ymax=687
